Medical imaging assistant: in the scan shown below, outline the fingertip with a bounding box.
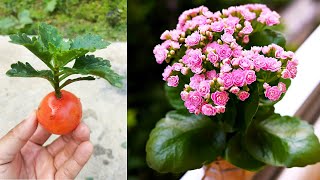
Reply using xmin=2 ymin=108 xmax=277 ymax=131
xmin=25 ymin=110 xmax=37 ymax=124
xmin=77 ymin=141 xmax=94 ymax=161
xmin=72 ymin=123 xmax=90 ymax=142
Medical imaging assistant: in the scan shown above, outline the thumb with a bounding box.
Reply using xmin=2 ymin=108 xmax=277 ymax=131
xmin=0 ymin=111 xmax=38 ymax=165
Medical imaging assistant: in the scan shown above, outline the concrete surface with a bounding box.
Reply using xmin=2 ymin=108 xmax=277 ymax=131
xmin=0 ymin=36 xmax=127 ymax=180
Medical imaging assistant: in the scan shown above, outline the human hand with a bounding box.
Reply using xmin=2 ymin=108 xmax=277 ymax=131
xmin=0 ymin=111 xmax=93 ymax=179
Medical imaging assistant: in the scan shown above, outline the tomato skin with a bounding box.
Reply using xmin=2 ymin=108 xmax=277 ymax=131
xmin=37 ymin=90 xmax=82 ymax=135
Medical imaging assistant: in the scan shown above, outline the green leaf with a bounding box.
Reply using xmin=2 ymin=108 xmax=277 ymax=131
xmin=71 ymin=34 xmax=110 ymax=51
xmin=218 ymin=99 xmax=237 ymax=132
xmin=9 ymin=33 xmax=53 ymax=68
xmin=54 ymin=48 xmax=88 ymax=68
xmin=18 ymin=10 xmax=33 ymax=25
xmin=63 ymin=55 xmax=123 ymax=88
xmin=0 ymin=17 xmax=18 ymax=29
xmin=246 ymin=114 xmax=320 ymax=167
xmin=6 ymin=61 xmax=53 ymax=82
xmin=225 ymin=134 xmax=265 ymax=171
xmin=38 ymin=23 xmax=67 ymax=50
xmin=249 ymin=29 xmax=286 ymax=47
xmin=45 ymin=0 xmax=58 ymax=13
xmin=236 ymin=84 xmax=259 ymax=132
xmin=146 ymin=110 xmax=226 ymax=173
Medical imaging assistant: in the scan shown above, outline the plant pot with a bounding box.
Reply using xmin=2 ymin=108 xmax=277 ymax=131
xmin=202 ymin=159 xmax=255 ymax=180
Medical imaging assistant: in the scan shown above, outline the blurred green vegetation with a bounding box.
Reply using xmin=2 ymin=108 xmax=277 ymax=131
xmin=0 ymin=0 xmax=127 ymax=41
xmin=128 ymin=0 xmax=292 ymax=180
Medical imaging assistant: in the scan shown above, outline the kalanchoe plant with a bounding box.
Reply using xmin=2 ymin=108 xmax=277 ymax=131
xmin=6 ymin=23 xmax=123 ymax=135
xmin=146 ymin=4 xmax=320 ymax=173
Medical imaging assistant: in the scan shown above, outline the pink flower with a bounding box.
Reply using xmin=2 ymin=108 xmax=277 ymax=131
xmin=221 ymin=64 xmax=232 ymax=73
xmin=162 ymin=65 xmax=173 ymax=80
xmin=240 ymin=21 xmax=253 ymax=34
xmin=278 ymin=82 xmax=286 ymax=93
xmin=160 ymin=29 xmax=182 ymax=41
xmin=232 ymin=47 xmax=242 ymax=58
xmin=224 ymin=28 xmax=234 ymax=35
xmin=286 ymin=60 xmax=298 ymax=78
xmin=265 ymin=11 xmax=280 ymax=26
xmin=281 ymin=69 xmax=291 ymax=79
xmin=253 ymin=55 xmax=266 ymax=69
xmin=242 ymin=35 xmax=249 ymax=44
xmin=221 ymin=33 xmax=235 ymax=43
xmin=207 ymin=51 xmax=219 ymax=64
xmin=232 ymin=69 xmax=246 ymax=87
xmin=190 ymin=74 xmax=205 ymax=89
xmin=201 ymin=104 xmax=216 ymax=116
xmin=180 ymin=91 xmax=189 ymax=101
xmin=184 ymin=91 xmax=204 ymax=113
xmin=239 ymin=57 xmax=253 ymax=70
xmin=216 ymin=106 xmax=226 ymax=113
xmin=206 ymin=70 xmax=217 ymax=79
xmin=264 ymin=86 xmax=282 ymax=101
xmin=240 ymin=9 xmax=256 ymax=21
xmin=153 ymin=45 xmax=168 ymax=64
xmin=238 ymin=91 xmax=250 ymax=101
xmin=181 ymin=67 xmax=189 ymax=75
xmin=185 ymin=31 xmax=201 ymax=46
xmin=211 ymin=21 xmax=224 ymax=32
xmin=216 ymin=44 xmax=232 ymax=60
xmin=167 ymin=75 xmax=179 ymax=87
xmin=183 ymin=49 xmax=204 ymax=74
xmin=197 ymin=80 xmax=211 ymax=97
xmin=275 ymin=49 xmax=284 ymax=58
xmin=225 ymin=16 xmax=240 ymax=29
xmin=211 ymin=91 xmax=229 ymax=106
xmin=263 ymin=82 xmax=270 ymax=89
xmin=221 ymin=73 xmax=233 ymax=89
xmin=245 ymin=70 xmax=256 ymax=85
xmin=172 ymin=63 xmax=183 ymax=71
xmin=263 ymin=57 xmax=281 ymax=72
xmin=230 ymin=86 xmax=240 ymax=94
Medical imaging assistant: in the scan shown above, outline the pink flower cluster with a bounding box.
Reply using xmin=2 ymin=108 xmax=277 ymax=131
xmin=154 ymin=4 xmax=298 ymax=116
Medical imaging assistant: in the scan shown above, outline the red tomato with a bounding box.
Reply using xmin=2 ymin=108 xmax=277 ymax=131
xmin=37 ymin=90 xmax=82 ymax=135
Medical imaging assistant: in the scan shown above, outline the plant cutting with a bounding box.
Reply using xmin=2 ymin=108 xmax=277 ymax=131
xmin=6 ymin=23 xmax=123 ymax=135
xmin=147 ymin=3 xmax=320 ymax=176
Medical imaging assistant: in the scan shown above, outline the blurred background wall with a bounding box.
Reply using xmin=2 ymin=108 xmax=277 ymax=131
xmin=127 ymin=0 xmax=320 ymax=179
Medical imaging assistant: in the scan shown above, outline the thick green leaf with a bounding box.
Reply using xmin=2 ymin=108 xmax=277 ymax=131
xmin=225 ymin=134 xmax=265 ymax=171
xmin=249 ymin=29 xmax=286 ymax=47
xmin=71 ymin=34 xmax=110 ymax=51
xmin=6 ymin=61 xmax=53 ymax=82
xmin=218 ymin=99 xmax=237 ymax=132
xmin=63 ymin=55 xmax=123 ymax=88
xmin=146 ymin=110 xmax=226 ymax=173
xmin=236 ymin=84 xmax=259 ymax=132
xmin=246 ymin=114 xmax=320 ymax=167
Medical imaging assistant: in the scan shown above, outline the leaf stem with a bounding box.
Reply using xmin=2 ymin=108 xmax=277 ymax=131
xmin=59 ymin=76 xmax=95 ymax=89
xmin=59 ymin=73 xmax=73 ymax=81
